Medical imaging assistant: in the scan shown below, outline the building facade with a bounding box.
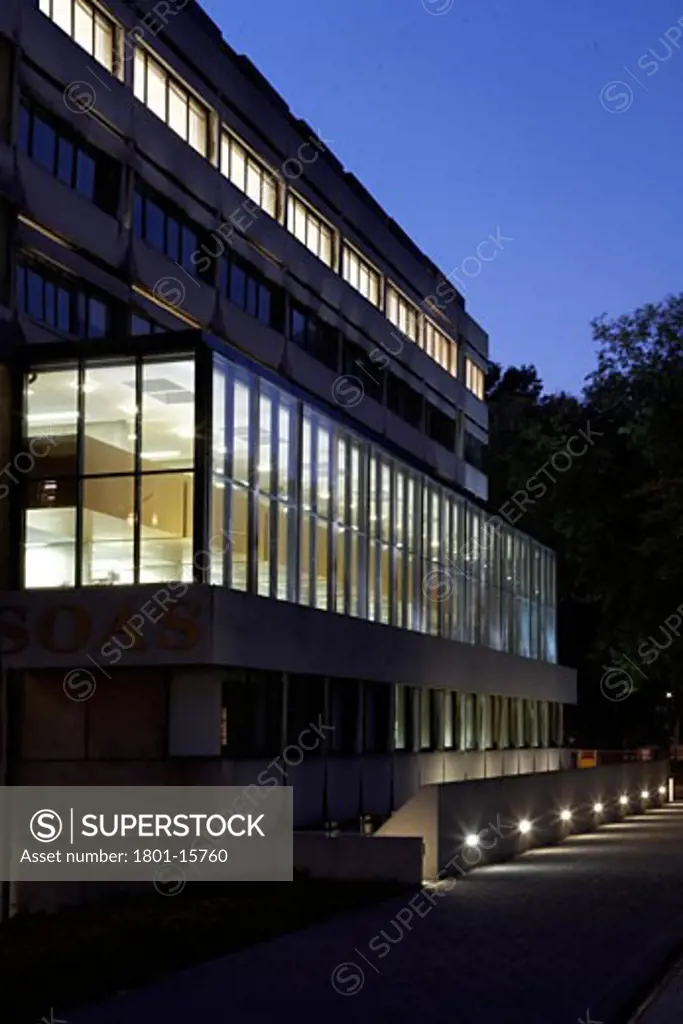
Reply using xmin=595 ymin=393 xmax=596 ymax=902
xmin=0 ymin=0 xmax=575 ymax=833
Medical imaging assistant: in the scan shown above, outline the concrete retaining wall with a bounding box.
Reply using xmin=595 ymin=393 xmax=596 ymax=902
xmin=435 ymin=761 xmax=669 ymax=879
xmin=293 ymin=833 xmax=424 ymax=885
xmin=377 ymin=761 xmax=669 ymax=880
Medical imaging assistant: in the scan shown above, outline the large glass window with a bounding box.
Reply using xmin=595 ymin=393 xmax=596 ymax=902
xmin=23 ymin=358 xmax=195 ymax=587
xmin=465 ymin=357 xmax=486 ymax=400
xmin=386 ymin=285 xmax=419 ymax=343
xmin=286 ymin=194 xmax=335 ymax=268
xmin=21 ymin=350 xmax=557 ymax=661
xmin=424 ymin=319 xmax=456 ymax=375
xmin=15 ymin=258 xmax=110 ymax=339
xmin=39 ymin=0 xmax=115 ymax=73
xmin=133 ymin=48 xmax=209 ymax=156
xmin=341 ymin=245 xmax=381 ymax=307
xmin=221 ymin=131 xmax=278 ymax=218
xmin=133 ymin=186 xmax=203 ymax=278
xmin=18 ymin=97 xmax=118 ymax=213
xmin=220 ymin=254 xmax=282 ymax=329
xmin=290 ymin=303 xmax=339 ymax=371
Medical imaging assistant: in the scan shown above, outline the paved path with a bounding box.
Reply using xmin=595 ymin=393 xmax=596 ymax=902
xmin=71 ymin=805 xmax=683 ymax=1024
xmin=631 ymin=956 xmax=683 ymax=1023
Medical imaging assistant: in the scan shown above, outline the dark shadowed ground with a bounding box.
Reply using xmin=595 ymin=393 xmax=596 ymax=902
xmin=65 ymin=804 xmax=683 ymax=1024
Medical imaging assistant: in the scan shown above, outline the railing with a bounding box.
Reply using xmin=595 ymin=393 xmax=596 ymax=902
xmin=567 ymin=747 xmax=667 ymax=768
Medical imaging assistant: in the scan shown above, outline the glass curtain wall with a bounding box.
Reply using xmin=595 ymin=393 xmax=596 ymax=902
xmin=23 ymin=356 xmax=195 ymax=586
xmin=210 ymin=352 xmax=557 ymax=663
xmin=20 ymin=350 xmax=556 ymax=663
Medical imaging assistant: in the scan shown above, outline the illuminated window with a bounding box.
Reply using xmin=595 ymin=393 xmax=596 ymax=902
xmin=22 ymin=358 xmax=196 ymax=587
xmin=341 ymin=245 xmax=381 ymax=307
xmin=39 ymin=0 xmax=115 ymax=73
xmin=386 ymin=285 xmax=418 ymax=343
xmin=286 ymin=194 xmax=335 ymax=267
xmin=465 ymin=357 xmax=486 ymax=400
xmin=133 ymin=48 xmax=209 ymax=156
xmin=221 ymin=131 xmax=278 ymax=218
xmin=424 ymin=319 xmax=456 ymax=374
xmin=205 ymin=353 xmax=557 ymax=665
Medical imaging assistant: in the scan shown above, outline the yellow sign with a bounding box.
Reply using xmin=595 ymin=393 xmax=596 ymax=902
xmin=578 ymin=750 xmax=598 ymax=768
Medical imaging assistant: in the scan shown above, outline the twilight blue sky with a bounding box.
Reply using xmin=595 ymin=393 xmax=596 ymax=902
xmin=200 ymin=0 xmax=683 ymax=395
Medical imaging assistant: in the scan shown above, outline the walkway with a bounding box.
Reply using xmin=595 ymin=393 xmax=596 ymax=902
xmin=70 ymin=805 xmax=683 ymax=1024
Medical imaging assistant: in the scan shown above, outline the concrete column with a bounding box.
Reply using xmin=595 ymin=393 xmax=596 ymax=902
xmin=168 ymin=668 xmax=223 ymax=756
xmin=0 ymin=365 xmax=12 ymax=590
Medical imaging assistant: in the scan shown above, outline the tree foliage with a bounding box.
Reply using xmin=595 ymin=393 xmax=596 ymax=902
xmin=487 ymin=295 xmax=683 ymax=746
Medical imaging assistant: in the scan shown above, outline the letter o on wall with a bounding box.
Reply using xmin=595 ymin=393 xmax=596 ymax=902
xmin=37 ymin=604 xmax=92 ymax=654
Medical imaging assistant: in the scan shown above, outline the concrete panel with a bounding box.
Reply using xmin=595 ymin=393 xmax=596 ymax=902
xmin=19 ymin=158 xmax=123 ymax=270
xmin=294 ymin=833 xmax=422 ymax=885
xmin=376 ymin=783 xmax=438 ymax=879
xmin=211 ymin=587 xmax=577 ymax=704
xmin=168 ymin=668 xmax=222 ymax=757
xmin=502 ymin=748 xmax=522 ymax=775
xmin=434 ymin=761 xmax=670 ymax=880
xmin=392 ymin=756 xmax=422 ymax=811
xmin=360 ymin=755 xmax=393 ymax=816
xmin=326 ymin=758 xmax=361 ymax=822
xmin=132 ymin=240 xmax=215 ymax=326
xmin=485 ymin=750 xmax=504 ymax=778
xmin=287 ymin=757 xmax=326 ymax=828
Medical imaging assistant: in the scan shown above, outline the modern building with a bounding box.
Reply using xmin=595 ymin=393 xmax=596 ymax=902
xmin=0 ymin=0 xmax=575 ymax=843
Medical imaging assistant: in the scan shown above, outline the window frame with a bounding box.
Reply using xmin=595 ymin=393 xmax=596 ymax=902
xmin=386 ymin=282 xmax=420 ymax=344
xmin=220 ymin=128 xmax=279 ymax=219
xmin=133 ymin=45 xmax=210 ymax=157
xmin=38 ymin=0 xmax=117 ymax=73
xmin=465 ymin=357 xmax=486 ymax=400
xmin=286 ymin=192 xmax=336 ymax=268
xmin=341 ymin=242 xmax=382 ymax=308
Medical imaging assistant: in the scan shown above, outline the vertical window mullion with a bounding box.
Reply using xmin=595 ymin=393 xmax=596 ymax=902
xmin=247 ymin=376 xmax=258 ymax=593
xmin=224 ymin=370 xmax=235 ymax=588
xmin=74 ymin=357 xmax=85 ymax=587
xmin=133 ymin=354 xmax=143 ymax=583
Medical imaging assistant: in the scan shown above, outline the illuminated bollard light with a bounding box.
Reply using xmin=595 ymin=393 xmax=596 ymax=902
xmin=593 ymin=802 xmax=604 ymax=815
xmin=518 ymin=819 xmax=532 ymax=835
xmin=559 ymin=809 xmax=572 ymax=823
xmin=464 ymin=833 xmax=480 ymax=848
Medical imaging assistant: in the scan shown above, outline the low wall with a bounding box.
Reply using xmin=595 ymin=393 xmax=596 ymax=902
xmin=293 ymin=833 xmax=423 ymax=885
xmin=436 ymin=761 xmax=669 ymax=878
xmin=377 ymin=761 xmax=669 ymax=880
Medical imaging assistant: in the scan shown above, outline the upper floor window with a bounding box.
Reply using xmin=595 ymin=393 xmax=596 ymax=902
xmin=342 ymin=244 xmax=381 ymax=308
xmin=16 ymin=257 xmax=110 ymax=339
xmin=18 ymin=97 xmax=119 ymax=215
xmin=290 ymin=304 xmax=339 ymax=371
xmin=386 ymin=284 xmax=419 ymax=343
xmin=132 ymin=186 xmax=202 ymax=278
xmin=220 ymin=255 xmax=282 ymax=330
xmin=464 ymin=430 xmax=487 ymax=472
xmin=220 ymin=131 xmax=278 ymax=218
xmin=130 ymin=312 xmax=167 ymax=335
xmin=286 ymin=194 xmax=334 ymax=268
xmin=465 ymin=357 xmax=486 ymax=400
xmin=425 ymin=320 xmax=457 ymax=375
xmin=343 ymin=339 xmax=382 ymax=402
xmin=38 ymin=0 xmax=116 ymax=72
xmin=133 ymin=48 xmax=209 ymax=157
xmin=387 ymin=373 xmax=422 ymax=429
xmin=426 ymin=403 xmax=456 ymax=450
